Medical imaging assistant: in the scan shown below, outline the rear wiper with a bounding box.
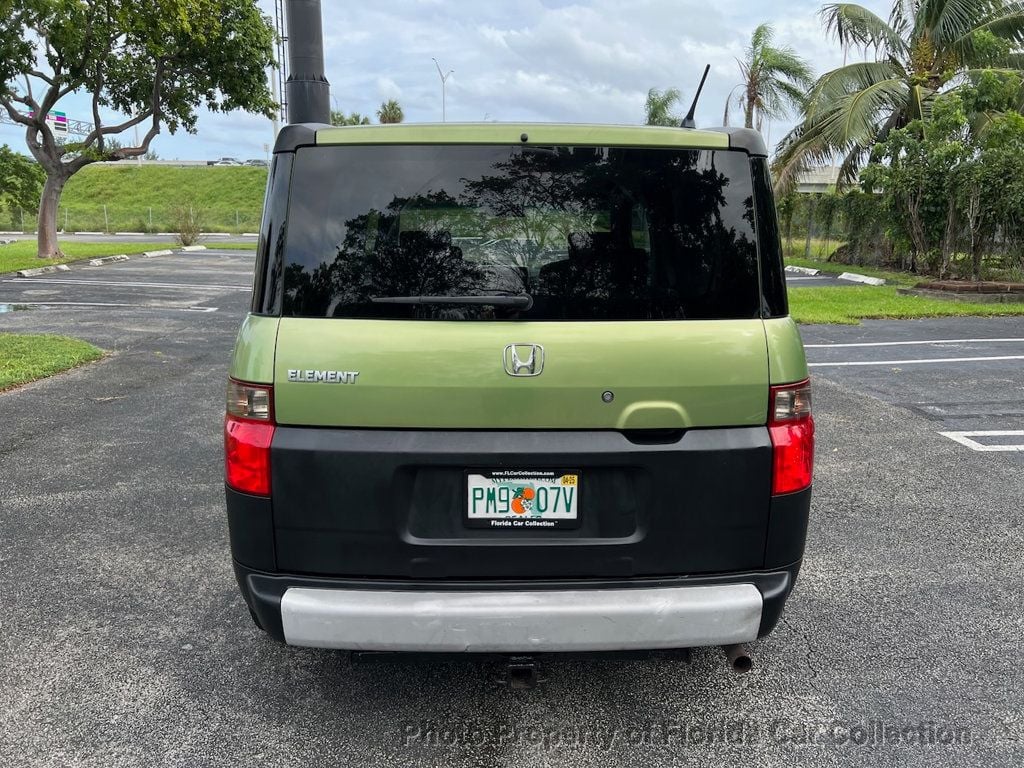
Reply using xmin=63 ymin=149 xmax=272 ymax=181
xmin=370 ymin=294 xmax=534 ymax=310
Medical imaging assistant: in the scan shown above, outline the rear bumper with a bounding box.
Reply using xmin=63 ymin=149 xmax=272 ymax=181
xmin=282 ymin=584 xmax=762 ymax=652
xmin=235 ymin=561 xmax=800 ymax=652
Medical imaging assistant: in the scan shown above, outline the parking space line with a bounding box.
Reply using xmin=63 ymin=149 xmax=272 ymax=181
xmin=4 ymin=277 xmax=250 ymax=291
xmin=805 ymin=338 xmax=1024 ymax=348
xmin=808 ymin=355 xmax=1024 ymax=367
xmin=939 ymin=431 xmax=1024 ymax=452
xmin=0 ymin=301 xmax=219 ymax=312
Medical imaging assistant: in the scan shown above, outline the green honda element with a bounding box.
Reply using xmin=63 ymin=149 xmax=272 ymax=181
xmin=224 ymin=122 xmax=813 ymax=668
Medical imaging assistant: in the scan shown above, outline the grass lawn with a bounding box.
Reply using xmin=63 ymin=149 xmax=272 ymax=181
xmin=0 ymin=333 xmax=104 ymax=391
xmin=784 ymin=246 xmax=1024 ymax=323
xmin=0 ymin=239 xmax=255 ymax=274
xmin=789 ymin=285 xmax=1024 ymax=325
xmin=59 ymin=164 xmax=266 ymax=232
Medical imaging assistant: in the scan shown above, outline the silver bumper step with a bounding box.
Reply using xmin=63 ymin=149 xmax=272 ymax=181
xmin=280 ymin=584 xmax=763 ymax=652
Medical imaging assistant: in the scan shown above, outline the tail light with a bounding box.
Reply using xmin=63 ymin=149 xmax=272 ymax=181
xmin=768 ymin=379 xmax=814 ymax=495
xmin=224 ymin=379 xmax=275 ymax=496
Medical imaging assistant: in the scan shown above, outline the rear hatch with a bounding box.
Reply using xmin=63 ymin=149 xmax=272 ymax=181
xmin=274 ymin=318 xmax=768 ymax=429
xmin=266 ymin=141 xmax=775 ymax=579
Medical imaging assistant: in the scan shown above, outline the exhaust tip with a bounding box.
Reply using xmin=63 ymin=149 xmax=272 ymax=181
xmin=723 ymin=643 xmax=753 ymax=674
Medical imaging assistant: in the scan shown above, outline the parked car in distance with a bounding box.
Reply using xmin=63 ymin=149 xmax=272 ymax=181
xmin=225 ymin=122 xmax=814 ymax=676
xmin=211 ymin=157 xmax=242 ymax=166
xmin=244 ymin=159 xmax=269 ymax=167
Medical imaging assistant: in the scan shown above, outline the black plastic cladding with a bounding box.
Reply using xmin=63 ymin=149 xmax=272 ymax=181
xmin=709 ymin=126 xmax=769 ymax=157
xmin=262 ymin=426 xmax=802 ymax=580
xmin=273 ymin=122 xmax=327 ymax=153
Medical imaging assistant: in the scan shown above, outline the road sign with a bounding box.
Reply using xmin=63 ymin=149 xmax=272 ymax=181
xmin=2 ymin=109 xmax=91 ymax=138
xmin=47 ymin=111 xmax=69 ymax=136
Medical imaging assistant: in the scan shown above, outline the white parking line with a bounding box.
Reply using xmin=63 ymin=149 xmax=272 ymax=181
xmin=939 ymin=431 xmax=1024 ymax=452
xmin=5 ymin=277 xmax=250 ymax=291
xmin=805 ymin=338 xmax=1024 ymax=348
xmin=808 ymin=355 xmax=1024 ymax=367
xmin=0 ymin=301 xmax=219 ymax=312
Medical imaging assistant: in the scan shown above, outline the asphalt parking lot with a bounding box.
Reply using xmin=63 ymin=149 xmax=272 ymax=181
xmin=1 ymin=250 xmax=1022 ymax=767
xmin=802 ymin=320 xmax=1024 ymax=460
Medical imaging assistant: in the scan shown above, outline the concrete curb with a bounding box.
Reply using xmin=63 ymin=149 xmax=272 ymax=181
xmin=838 ymin=272 xmax=886 ymax=286
xmin=141 ymin=249 xmax=174 ymax=258
xmin=241 ymin=233 xmax=259 ymax=237
xmin=785 ymin=265 xmax=822 ymax=276
xmin=179 ymin=245 xmax=207 ymax=252
xmin=88 ymin=254 xmax=130 ymax=266
xmin=16 ymin=264 xmax=71 ymax=277
xmin=897 ymin=287 xmax=1024 ymax=304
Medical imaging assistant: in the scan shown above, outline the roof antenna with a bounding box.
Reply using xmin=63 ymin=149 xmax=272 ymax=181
xmin=681 ymin=65 xmax=711 ymax=129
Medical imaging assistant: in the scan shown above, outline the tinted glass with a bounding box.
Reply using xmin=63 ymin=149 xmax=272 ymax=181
xmin=282 ymin=145 xmax=760 ymax=320
xmin=251 ymin=153 xmax=292 ymax=315
xmin=752 ymin=157 xmax=788 ymax=318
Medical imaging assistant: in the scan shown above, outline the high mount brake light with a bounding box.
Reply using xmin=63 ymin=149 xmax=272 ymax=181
xmin=768 ymin=379 xmax=814 ymax=496
xmin=224 ymin=379 xmax=275 ymax=496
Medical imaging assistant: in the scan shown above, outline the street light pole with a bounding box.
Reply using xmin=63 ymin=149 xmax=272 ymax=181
xmin=432 ymin=57 xmax=454 ymax=122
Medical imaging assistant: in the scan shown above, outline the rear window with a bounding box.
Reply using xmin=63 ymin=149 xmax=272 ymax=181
xmin=281 ymin=145 xmax=761 ymax=320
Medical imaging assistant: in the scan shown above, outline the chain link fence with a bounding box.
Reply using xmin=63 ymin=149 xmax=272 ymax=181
xmin=2 ymin=205 xmax=262 ymax=234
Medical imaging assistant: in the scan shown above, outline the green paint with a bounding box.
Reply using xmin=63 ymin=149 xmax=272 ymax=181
xmin=229 ymin=314 xmax=279 ymax=384
xmin=316 ymin=123 xmax=730 ymax=149
xmin=763 ymin=317 xmax=809 ymax=384
xmin=272 ymin=318 xmax=770 ymax=429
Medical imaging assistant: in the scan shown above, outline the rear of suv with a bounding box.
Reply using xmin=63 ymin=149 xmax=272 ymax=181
xmin=225 ymin=122 xmax=813 ymax=658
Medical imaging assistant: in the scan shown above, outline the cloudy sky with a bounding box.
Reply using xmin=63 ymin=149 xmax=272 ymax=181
xmin=0 ymin=0 xmax=889 ymax=161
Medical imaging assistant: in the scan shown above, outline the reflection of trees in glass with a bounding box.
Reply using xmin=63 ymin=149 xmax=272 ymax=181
xmin=284 ymin=147 xmax=760 ymax=320
xmin=308 ymin=191 xmax=490 ymax=317
xmin=460 ymin=149 xmax=603 ymax=268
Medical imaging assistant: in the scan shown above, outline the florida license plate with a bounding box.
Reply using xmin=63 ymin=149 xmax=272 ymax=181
xmin=465 ymin=470 xmax=580 ymax=530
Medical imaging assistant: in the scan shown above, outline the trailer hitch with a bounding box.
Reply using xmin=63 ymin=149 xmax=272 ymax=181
xmin=503 ymin=656 xmax=541 ymax=689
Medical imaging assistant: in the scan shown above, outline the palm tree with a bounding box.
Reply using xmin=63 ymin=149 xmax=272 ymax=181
xmin=775 ymin=0 xmax=1024 ymax=189
xmin=377 ymin=99 xmax=405 ymax=124
xmin=330 ymin=110 xmax=371 ymax=126
xmin=645 ymin=87 xmax=682 ymax=126
xmin=725 ymin=23 xmax=814 ymax=131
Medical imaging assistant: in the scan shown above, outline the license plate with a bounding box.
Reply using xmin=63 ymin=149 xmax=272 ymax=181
xmin=465 ymin=470 xmax=580 ymax=530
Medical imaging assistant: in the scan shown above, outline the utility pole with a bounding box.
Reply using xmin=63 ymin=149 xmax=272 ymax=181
xmin=432 ymin=57 xmax=454 ymax=122
xmin=271 ymin=69 xmax=281 ymax=138
xmin=284 ymin=0 xmax=330 ymax=124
